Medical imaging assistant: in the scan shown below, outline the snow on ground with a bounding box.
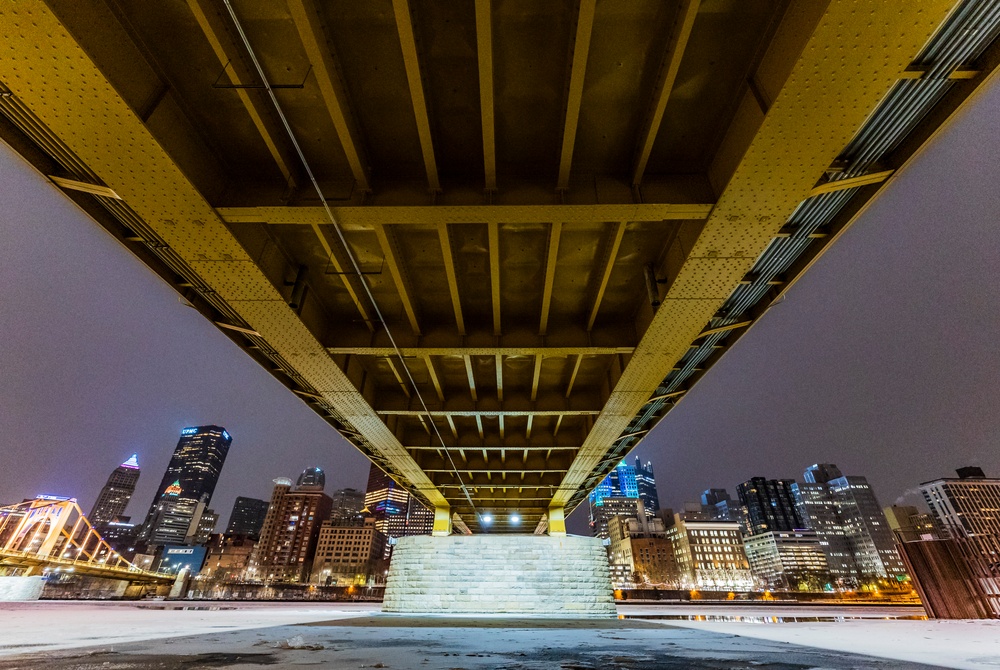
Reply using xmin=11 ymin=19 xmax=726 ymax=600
xmin=655 ymin=613 xmax=1000 ymax=670
xmin=1 ymin=601 xmax=999 ymax=669
xmin=0 ymin=601 xmax=376 ymax=654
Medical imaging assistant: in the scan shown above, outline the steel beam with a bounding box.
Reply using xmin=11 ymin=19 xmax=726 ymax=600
xmin=538 ymin=221 xmax=562 ymax=335
xmin=218 ymin=203 xmax=713 ymax=226
xmin=372 ymin=223 xmax=421 ymax=334
xmin=186 ymin=0 xmax=299 ymax=189
xmin=586 ymin=221 xmax=627 ymax=330
xmin=557 ymin=0 xmax=596 ymax=190
xmin=631 ymin=0 xmax=700 ymax=187
xmin=286 ymin=0 xmax=370 ymax=191
xmin=392 ymin=0 xmax=440 ymax=191
xmin=475 ymin=0 xmax=496 ymax=191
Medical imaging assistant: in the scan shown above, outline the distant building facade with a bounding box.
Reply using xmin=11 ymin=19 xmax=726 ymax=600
xmin=608 ymin=502 xmax=677 ymax=587
xmin=143 ymin=480 xmax=217 ymax=546
xmin=89 ymin=454 xmax=140 ymax=526
xmin=736 ymin=477 xmax=803 ymax=536
xmin=226 ymin=496 xmax=270 ymax=540
xmin=364 ymin=465 xmax=433 ymax=542
xmin=921 ymin=467 xmax=1000 ymax=570
xmin=590 ymin=497 xmax=640 ymax=540
xmin=794 ymin=463 xmax=907 ymax=585
xmin=743 ymin=530 xmax=830 ymax=591
xmin=665 ymin=514 xmax=753 ymax=591
xmin=310 ymin=517 xmax=387 ymax=586
xmin=251 ymin=471 xmax=333 ymax=583
xmin=200 ymin=533 xmax=257 ymax=582
xmin=701 ymin=489 xmax=735 ymax=521
xmin=329 ymin=488 xmax=366 ymax=525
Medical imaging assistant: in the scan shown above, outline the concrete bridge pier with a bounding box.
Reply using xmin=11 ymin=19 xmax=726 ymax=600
xmin=0 ymin=576 xmax=44 ymax=601
xmin=383 ymin=534 xmax=616 ymax=617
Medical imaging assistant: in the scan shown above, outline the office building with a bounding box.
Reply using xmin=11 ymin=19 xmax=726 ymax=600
xmin=743 ymin=530 xmax=831 ymax=591
xmin=607 ymin=502 xmax=677 ymax=587
xmin=226 ymin=496 xmax=269 ymax=540
xmin=364 ymin=464 xmax=433 ymax=541
xmin=589 ymin=458 xmax=661 ymax=536
xmin=590 ymin=497 xmax=640 ymax=540
xmin=89 ymin=454 xmax=140 ymax=526
xmin=329 ymin=488 xmax=366 ymax=525
xmin=634 ymin=456 xmax=660 ymax=514
xmin=736 ymin=477 xmax=803 ymax=536
xmin=590 ymin=460 xmax=639 ymax=506
xmin=665 ymin=512 xmax=753 ymax=591
xmin=795 ymin=463 xmax=907 ymax=584
xmin=311 ymin=517 xmax=387 ymax=586
xmin=200 ymin=533 xmax=257 ymax=582
xmin=139 ymin=426 xmax=231 ymax=545
xmin=143 ymin=481 xmax=218 ymax=547
xmin=251 ymin=470 xmax=333 ymax=583
xmin=921 ymin=467 xmax=1000 ymax=569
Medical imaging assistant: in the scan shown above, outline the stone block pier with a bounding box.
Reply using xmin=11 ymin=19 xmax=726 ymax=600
xmin=383 ymin=534 xmax=616 ymax=617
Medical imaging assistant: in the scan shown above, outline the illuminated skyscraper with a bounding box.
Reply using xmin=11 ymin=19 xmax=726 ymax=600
xmin=794 ymin=463 xmax=907 ymax=584
xmin=634 ymin=456 xmax=660 ymax=514
xmin=364 ymin=464 xmax=433 ymax=540
xmin=588 ymin=460 xmax=655 ymax=538
xmin=139 ymin=426 xmax=231 ymax=545
xmin=89 ymin=454 xmax=140 ymax=525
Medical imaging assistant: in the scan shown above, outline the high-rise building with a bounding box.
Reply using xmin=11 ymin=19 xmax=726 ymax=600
xmin=251 ymin=470 xmax=333 ymax=583
xmin=226 ymin=497 xmax=270 ymax=540
xmin=921 ymin=467 xmax=1000 ymax=569
xmin=590 ymin=497 xmax=639 ymax=540
xmin=701 ymin=489 xmax=735 ymax=521
xmin=89 ymin=454 xmax=140 ymax=526
xmin=139 ymin=426 xmax=232 ymax=545
xmin=310 ymin=516 xmax=388 ymax=586
xmin=634 ymin=457 xmax=660 ymax=514
xmin=736 ymin=477 xmax=803 ymax=536
xmin=329 ymin=488 xmax=366 ymax=525
xmin=143 ymin=480 xmax=218 ymax=547
xmin=794 ymin=463 xmax=907 ymax=584
xmin=743 ymin=530 xmax=831 ymax=591
xmin=364 ymin=464 xmax=433 ymax=541
xmin=589 ymin=459 xmax=659 ymax=536
xmin=665 ymin=513 xmax=753 ymax=591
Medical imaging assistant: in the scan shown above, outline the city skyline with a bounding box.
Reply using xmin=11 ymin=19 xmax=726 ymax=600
xmin=4 ymin=68 xmax=1000 ymax=532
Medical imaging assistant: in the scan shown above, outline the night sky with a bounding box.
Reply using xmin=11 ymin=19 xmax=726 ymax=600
xmin=2 ymin=74 xmax=1000 ymax=537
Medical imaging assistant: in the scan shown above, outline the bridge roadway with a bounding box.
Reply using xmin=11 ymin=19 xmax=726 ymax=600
xmin=0 ymin=550 xmax=173 ymax=586
xmin=1 ymin=1 xmax=998 ymax=533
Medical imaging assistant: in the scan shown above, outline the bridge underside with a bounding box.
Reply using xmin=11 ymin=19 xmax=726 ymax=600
xmin=1 ymin=0 xmax=998 ymax=532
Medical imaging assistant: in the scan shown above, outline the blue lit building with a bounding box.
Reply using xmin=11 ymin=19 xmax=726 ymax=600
xmin=588 ymin=459 xmax=661 ymax=539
